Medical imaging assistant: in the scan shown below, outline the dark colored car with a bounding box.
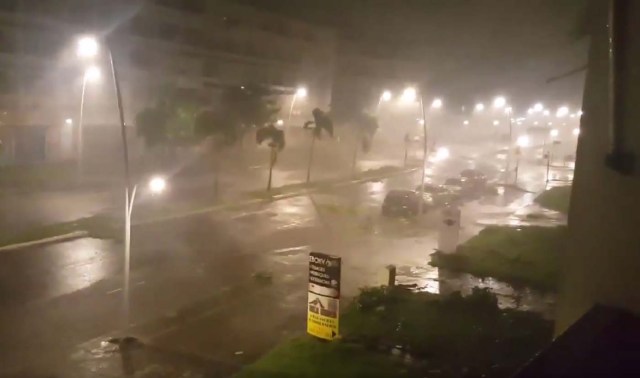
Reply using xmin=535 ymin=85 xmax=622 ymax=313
xmin=460 ymin=169 xmax=488 ymax=187
xmin=415 ymin=183 xmax=461 ymax=206
xmin=382 ymin=190 xmax=431 ymax=217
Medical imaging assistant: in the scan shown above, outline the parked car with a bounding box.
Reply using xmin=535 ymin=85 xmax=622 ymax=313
xmin=460 ymin=169 xmax=488 ymax=187
xmin=382 ymin=190 xmax=431 ymax=217
xmin=415 ymin=183 xmax=461 ymax=206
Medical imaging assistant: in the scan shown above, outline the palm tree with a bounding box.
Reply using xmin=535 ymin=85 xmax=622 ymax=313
xmin=256 ymin=124 xmax=285 ymax=191
xmin=303 ymin=108 xmax=334 ymax=183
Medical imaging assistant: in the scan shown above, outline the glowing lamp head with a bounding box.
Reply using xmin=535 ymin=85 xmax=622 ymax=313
xmin=381 ymin=90 xmax=392 ymax=101
xmin=77 ymin=36 xmax=99 ymax=58
xmin=148 ymin=176 xmax=167 ymax=194
xmin=295 ymin=87 xmax=307 ymax=97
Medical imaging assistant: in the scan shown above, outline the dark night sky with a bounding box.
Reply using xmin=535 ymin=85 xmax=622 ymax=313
xmin=242 ymin=0 xmax=589 ymax=109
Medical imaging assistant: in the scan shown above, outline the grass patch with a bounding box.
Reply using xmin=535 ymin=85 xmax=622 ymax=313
xmin=535 ymin=185 xmax=572 ymax=214
xmin=431 ymin=226 xmax=567 ymax=291
xmin=238 ymin=288 xmax=552 ymax=378
xmin=236 ymin=336 xmax=415 ymax=378
xmin=0 ymin=215 xmax=120 ymax=247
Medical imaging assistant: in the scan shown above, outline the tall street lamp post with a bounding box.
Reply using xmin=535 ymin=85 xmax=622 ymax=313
xmin=76 ymin=65 xmax=101 ymax=180
xmin=77 ymin=35 xmax=159 ymax=334
xmin=288 ymin=86 xmax=307 ymax=121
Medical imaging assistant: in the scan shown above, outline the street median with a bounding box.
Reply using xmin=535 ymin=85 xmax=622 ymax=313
xmin=0 ymin=165 xmax=415 ymax=251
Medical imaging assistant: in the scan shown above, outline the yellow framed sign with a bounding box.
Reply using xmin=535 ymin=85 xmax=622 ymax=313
xmin=307 ymin=252 xmax=341 ymax=340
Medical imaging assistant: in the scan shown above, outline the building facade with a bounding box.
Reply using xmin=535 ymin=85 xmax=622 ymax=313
xmin=0 ymin=0 xmax=336 ymax=165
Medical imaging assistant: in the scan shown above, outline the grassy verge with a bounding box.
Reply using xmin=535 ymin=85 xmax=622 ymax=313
xmin=237 ymin=287 xmax=552 ymax=378
xmin=236 ymin=336 xmax=415 ymax=378
xmin=0 ymin=215 xmax=120 ymax=247
xmin=535 ymin=185 xmax=572 ymax=214
xmin=431 ymin=226 xmax=567 ymax=291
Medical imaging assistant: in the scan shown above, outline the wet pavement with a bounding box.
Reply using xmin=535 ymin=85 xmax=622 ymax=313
xmin=0 ymin=150 xmax=563 ymax=376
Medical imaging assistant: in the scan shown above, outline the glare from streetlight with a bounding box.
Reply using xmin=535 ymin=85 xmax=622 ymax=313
xmin=493 ymin=120 xmax=500 ymax=126
xmin=504 ymin=106 xmax=512 ymax=114
xmin=381 ymin=90 xmax=392 ymax=102
xmin=65 ymin=118 xmax=73 ymax=125
xmin=516 ymin=135 xmax=530 ymax=147
xmin=418 ymin=118 xmax=425 ymax=125
xmin=401 ymin=87 xmax=417 ymax=103
xmin=577 ymin=110 xmax=583 ymax=116
xmin=547 ymin=122 xmax=553 ymax=126
xmin=533 ymin=121 xmax=539 ymax=125
xmin=543 ymin=110 xmax=550 ymax=116
xmin=533 ymin=103 xmax=544 ymax=112
xmin=77 ymin=36 xmax=99 ymax=58
xmin=84 ymin=65 xmax=101 ymax=82
xmin=296 ymin=87 xmax=307 ymax=97
xmin=527 ymin=108 xmax=534 ymax=115
xmin=431 ymin=98 xmax=443 ymax=109
xmin=550 ymin=129 xmax=559 ymax=138
xmin=493 ymin=96 xmax=506 ymax=108
xmin=569 ymin=113 xmax=576 ymax=118
xmin=463 ymin=120 xmax=469 ymax=125
xmin=573 ymin=128 xmax=580 ymax=136
xmin=556 ymin=106 xmax=569 ymax=118
xmin=276 ymin=119 xmax=284 ymax=126
xmin=435 ymin=146 xmax=450 ymax=161
xmin=474 ymin=103 xmax=485 ymax=112
xmin=148 ymin=176 xmax=167 ymax=194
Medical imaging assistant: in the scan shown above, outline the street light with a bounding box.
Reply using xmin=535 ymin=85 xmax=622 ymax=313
xmin=474 ymin=103 xmax=485 ymax=112
xmin=400 ymin=87 xmax=417 ymax=103
xmin=288 ymin=86 xmax=307 ymax=120
xmin=65 ymin=118 xmax=73 ymax=125
xmin=148 ymin=176 xmax=167 ymax=194
xmin=463 ymin=120 xmax=469 ymax=125
xmin=517 ymin=135 xmax=530 ymax=147
xmin=276 ymin=119 xmax=284 ymax=126
xmin=556 ymin=106 xmax=569 ymax=118
xmin=527 ymin=108 xmax=534 ymax=115
xmin=543 ymin=109 xmax=550 ymax=116
xmin=533 ymin=103 xmax=544 ymax=112
xmin=493 ymin=120 xmax=500 ymax=126
xmin=76 ymin=36 xmax=99 ymax=58
xmin=77 ymin=65 xmax=101 ymax=179
xmin=431 ymin=98 xmax=443 ymax=109
xmin=76 ymin=35 xmax=134 ymax=336
xmin=550 ymin=129 xmax=559 ymax=138
xmin=573 ymin=128 xmax=580 ymax=136
xmin=493 ymin=96 xmax=507 ymax=109
xmin=377 ymin=90 xmax=392 ymax=113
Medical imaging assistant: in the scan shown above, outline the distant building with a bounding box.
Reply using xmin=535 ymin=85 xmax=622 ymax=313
xmin=331 ymin=38 xmax=423 ymax=120
xmin=0 ymin=0 xmax=336 ymax=165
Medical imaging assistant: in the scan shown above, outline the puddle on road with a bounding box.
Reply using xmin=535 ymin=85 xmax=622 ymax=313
xmin=395 ymin=264 xmax=555 ymax=318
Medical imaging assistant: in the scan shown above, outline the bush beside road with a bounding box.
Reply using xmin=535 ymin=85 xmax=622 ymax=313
xmin=430 ymin=225 xmax=567 ymax=291
xmin=535 ymin=185 xmax=572 ymax=214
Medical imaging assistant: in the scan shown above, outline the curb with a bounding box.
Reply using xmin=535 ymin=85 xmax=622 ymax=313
xmin=0 ymin=231 xmax=89 ymax=252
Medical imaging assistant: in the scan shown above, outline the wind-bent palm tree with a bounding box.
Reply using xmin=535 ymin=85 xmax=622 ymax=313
xmin=303 ymin=108 xmax=334 ymax=183
xmin=256 ymin=124 xmax=285 ymax=191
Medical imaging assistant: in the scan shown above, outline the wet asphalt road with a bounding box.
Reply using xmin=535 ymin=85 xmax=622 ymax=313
xmin=0 ymin=155 xmax=563 ymax=374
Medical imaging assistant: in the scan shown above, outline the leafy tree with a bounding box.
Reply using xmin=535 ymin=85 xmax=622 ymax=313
xmin=135 ymin=85 xmax=203 ymax=149
xmin=256 ymin=124 xmax=285 ymax=191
